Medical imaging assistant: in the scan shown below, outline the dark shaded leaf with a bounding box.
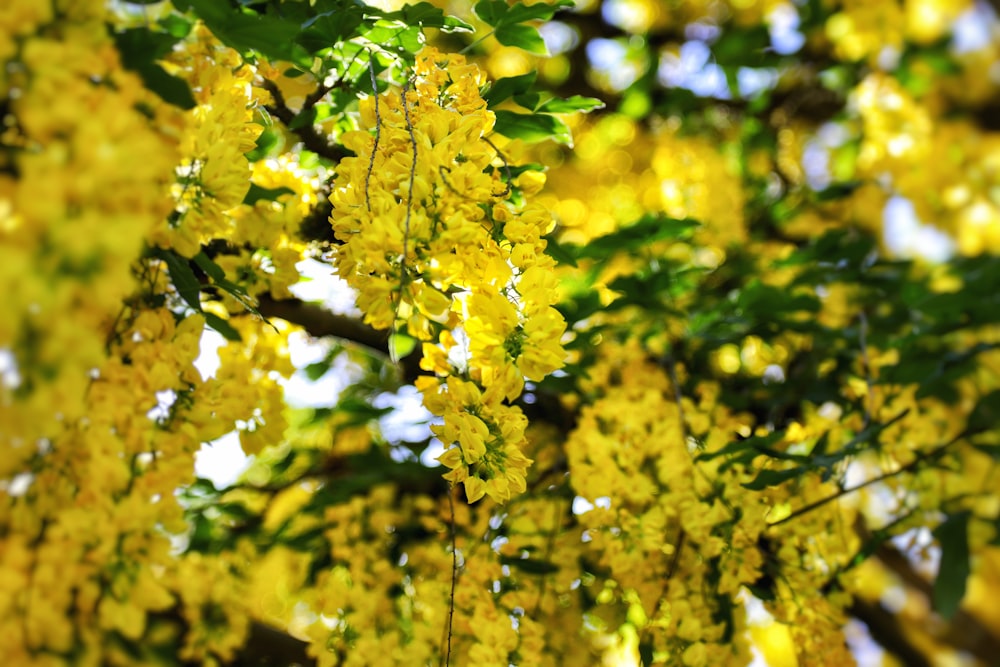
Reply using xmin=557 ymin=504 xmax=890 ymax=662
xmin=243 ymin=183 xmax=296 ymax=205
xmin=155 ymin=248 xmax=202 ymax=311
xmin=484 ymin=72 xmax=537 ymax=108
xmin=500 ymin=555 xmax=559 ymax=575
xmin=111 ymin=27 xmax=196 ymax=109
xmin=386 ymin=2 xmax=473 ymax=32
xmin=967 ymin=390 xmax=1000 ymax=444
xmin=179 ymin=0 xmax=309 ymax=65
xmin=203 ymin=312 xmax=242 ymax=342
xmin=933 ymin=512 xmax=970 ymax=620
xmin=742 ymin=467 xmax=804 ymax=490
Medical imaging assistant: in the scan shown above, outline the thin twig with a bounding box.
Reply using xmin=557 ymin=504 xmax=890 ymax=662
xmin=460 ymin=30 xmax=495 ymax=55
xmin=437 ymin=166 xmax=465 ymax=198
xmin=364 ymin=53 xmax=382 ymax=213
xmin=532 ymin=497 xmax=565 ymax=616
xmin=666 ymin=528 xmax=686 ymax=579
xmin=392 ymin=79 xmax=419 ymax=359
xmin=444 ymin=487 xmax=458 ymax=667
xmin=770 ymin=431 xmax=965 ymax=527
xmin=858 ymin=310 xmax=873 ymax=428
xmin=663 ymin=352 xmax=689 ymax=576
xmin=481 ymin=136 xmax=512 ymax=198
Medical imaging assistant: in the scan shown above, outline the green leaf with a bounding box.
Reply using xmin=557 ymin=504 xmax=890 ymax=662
xmin=193 ymin=252 xmax=255 ymax=305
xmin=155 ymin=248 xmax=202 ymax=311
xmin=508 ymin=92 xmax=541 ymax=111
xmin=243 ymin=183 xmax=296 ymax=206
xmin=297 ymin=11 xmax=365 ymax=52
xmin=537 ymin=95 xmax=606 ymax=114
xmin=933 ymin=512 xmax=970 ymax=620
xmin=363 ymin=22 xmax=424 ymax=53
xmin=180 ymin=0 xmax=308 ymax=65
xmin=304 ymin=361 xmax=331 ymax=382
xmin=473 ymin=0 xmax=511 ymax=26
xmin=112 ymin=26 xmax=180 ymax=60
xmin=495 ymin=23 xmax=548 ymax=55
xmin=474 ymin=0 xmax=571 ymax=30
xmin=503 ymin=0 xmax=572 ymax=23
xmin=542 ymin=233 xmax=578 ymax=268
xmin=134 ymin=63 xmax=197 ymax=109
xmin=813 ymin=181 xmax=861 ymax=202
xmin=556 ymin=290 xmax=604 ymax=323
xmin=712 ymin=25 xmax=773 ymax=67
xmin=638 ymin=643 xmax=655 ymax=667
xmin=699 ymin=430 xmax=785 ymax=463
xmin=111 ymin=27 xmax=196 ymax=109
xmin=500 ymin=555 xmax=559 ymax=575
xmin=192 ymin=252 xmax=228 ymax=284
xmin=388 ymin=333 xmax=416 ymax=361
xmin=484 ymin=72 xmax=537 ymax=108
xmin=492 ymin=110 xmax=571 ymax=144
xmin=388 ymin=2 xmax=474 ymax=33
xmin=246 ymin=126 xmax=282 ymax=161
xmin=334 ymin=397 xmax=395 ymax=428
xmin=741 ymin=467 xmax=804 ymax=490
xmin=203 ymin=312 xmax=241 ymax=341
xmin=157 ymin=14 xmax=193 ymax=38
xmin=565 ymin=214 xmax=700 ymax=264
xmin=964 ymin=373 xmax=1000 ymax=434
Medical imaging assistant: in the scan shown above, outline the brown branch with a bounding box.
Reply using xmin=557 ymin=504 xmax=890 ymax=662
xmin=984 ymin=0 xmax=1000 ymax=20
xmin=260 ymin=79 xmax=345 ymax=163
xmin=873 ymin=540 xmax=1000 ymax=663
xmin=235 ymin=621 xmax=314 ymax=667
xmin=769 ymin=420 xmax=952 ymax=528
xmin=849 ymin=599 xmax=932 ymax=667
xmin=255 ymin=295 xmax=423 ymax=383
xmin=257 ymin=295 xmax=386 ymax=348
xmin=296 ymin=181 xmax=337 ymax=245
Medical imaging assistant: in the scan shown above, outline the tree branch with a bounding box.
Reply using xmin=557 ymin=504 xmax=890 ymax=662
xmin=260 ymin=78 xmax=346 ymax=163
xmin=849 ymin=599 xmax=932 ymax=667
xmin=235 ymin=621 xmax=315 ymax=667
xmin=256 ymin=295 xmax=423 ymax=383
xmin=873 ymin=541 xmax=1000 ymax=663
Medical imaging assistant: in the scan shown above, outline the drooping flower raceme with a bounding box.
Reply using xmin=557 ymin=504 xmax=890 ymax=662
xmin=329 ymin=48 xmax=565 ymax=502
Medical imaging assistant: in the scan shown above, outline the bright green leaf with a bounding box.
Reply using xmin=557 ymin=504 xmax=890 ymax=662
xmin=495 ymin=23 xmax=548 ymax=55
xmin=537 ymin=95 xmax=606 ymax=114
xmin=492 ymin=110 xmax=572 ymax=144
xmin=503 ymin=0 xmax=573 ymax=23
xmin=388 ymin=333 xmax=417 ymax=361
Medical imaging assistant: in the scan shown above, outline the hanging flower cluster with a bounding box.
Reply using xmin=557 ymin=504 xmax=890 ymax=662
xmin=329 ymin=48 xmax=566 ymax=502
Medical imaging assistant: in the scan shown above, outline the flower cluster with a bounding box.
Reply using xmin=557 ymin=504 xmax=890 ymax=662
xmin=152 ymin=26 xmax=263 ymax=258
xmin=329 ymin=48 xmax=566 ymax=502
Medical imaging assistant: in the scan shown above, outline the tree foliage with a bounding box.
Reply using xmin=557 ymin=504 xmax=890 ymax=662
xmin=3 ymin=0 xmax=1000 ymax=665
